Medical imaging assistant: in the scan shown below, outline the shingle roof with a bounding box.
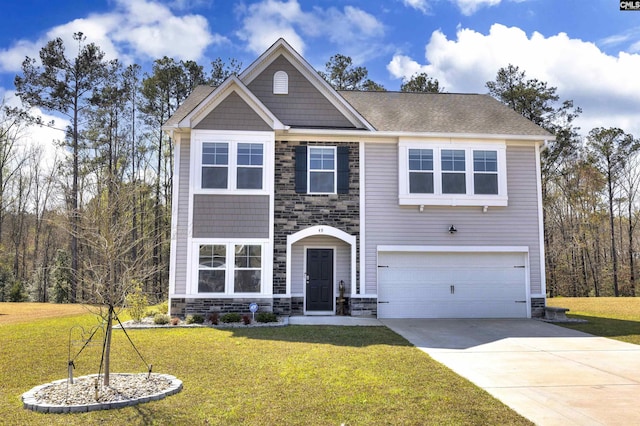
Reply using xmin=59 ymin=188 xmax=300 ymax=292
xmin=163 ymin=85 xmax=215 ymax=127
xmin=338 ymin=91 xmax=552 ymax=137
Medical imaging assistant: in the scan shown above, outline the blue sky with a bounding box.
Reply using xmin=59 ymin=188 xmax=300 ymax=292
xmin=1 ymin=0 xmax=639 ymax=142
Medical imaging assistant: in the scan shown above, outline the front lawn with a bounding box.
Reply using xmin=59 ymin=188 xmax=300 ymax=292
xmin=0 ymin=303 xmax=531 ymax=425
xmin=547 ymin=297 xmax=640 ymax=345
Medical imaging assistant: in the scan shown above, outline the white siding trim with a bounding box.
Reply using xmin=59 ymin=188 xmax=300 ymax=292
xmin=359 ymin=141 xmax=365 ymax=296
xmin=535 ymin=142 xmax=547 ymax=298
xmin=377 ymin=245 xmax=529 ymax=253
xmin=168 ymin=135 xmax=181 ymax=300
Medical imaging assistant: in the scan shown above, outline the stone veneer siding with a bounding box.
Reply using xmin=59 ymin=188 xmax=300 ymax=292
xmin=531 ymin=297 xmax=545 ymax=318
xmin=350 ymin=298 xmax=378 ymax=317
xmin=273 ymin=141 xmax=360 ymax=315
xmin=171 ymin=298 xmax=273 ymax=317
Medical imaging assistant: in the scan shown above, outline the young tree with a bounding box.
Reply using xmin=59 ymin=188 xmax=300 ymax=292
xmin=401 ymin=72 xmax=444 ymax=93
xmin=14 ymin=32 xmax=115 ymax=302
xmin=586 ymin=127 xmax=638 ymax=296
xmin=209 ymin=57 xmax=242 ymax=87
xmin=320 ymin=54 xmax=385 ymax=91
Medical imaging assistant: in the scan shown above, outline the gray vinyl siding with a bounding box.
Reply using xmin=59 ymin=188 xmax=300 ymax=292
xmin=291 ymin=236 xmax=351 ymax=294
xmin=364 ymin=143 xmax=542 ymax=295
xmin=193 ymin=91 xmax=272 ymax=131
xmin=248 ymin=55 xmax=356 ymax=129
xmin=174 ymin=138 xmax=191 ymax=294
xmin=192 ymin=194 xmax=270 ymax=238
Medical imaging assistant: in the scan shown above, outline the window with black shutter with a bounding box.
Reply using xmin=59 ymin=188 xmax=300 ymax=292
xmin=295 ymin=145 xmax=349 ymax=194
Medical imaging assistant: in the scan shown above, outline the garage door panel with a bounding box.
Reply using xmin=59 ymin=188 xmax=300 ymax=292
xmin=378 ymin=251 xmax=528 ymax=319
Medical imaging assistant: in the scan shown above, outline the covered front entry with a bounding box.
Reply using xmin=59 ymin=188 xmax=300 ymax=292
xmin=377 ymin=249 xmax=529 ymax=319
xmin=306 ymin=248 xmax=334 ymax=312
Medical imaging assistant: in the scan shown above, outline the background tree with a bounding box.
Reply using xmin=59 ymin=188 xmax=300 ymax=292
xmin=14 ymin=32 xmax=115 ymax=302
xmin=586 ymin=127 xmax=638 ymax=296
xmin=486 ymin=64 xmax=583 ymax=297
xmin=401 ymin=72 xmax=444 ymax=93
xmin=320 ymin=54 xmax=385 ymax=91
xmin=210 ymin=57 xmax=242 ymax=87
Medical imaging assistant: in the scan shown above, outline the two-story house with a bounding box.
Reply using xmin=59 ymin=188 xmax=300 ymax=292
xmin=162 ymin=38 xmax=552 ymax=319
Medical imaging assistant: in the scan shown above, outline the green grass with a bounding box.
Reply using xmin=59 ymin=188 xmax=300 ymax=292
xmin=0 ymin=304 xmax=532 ymax=425
xmin=547 ymin=297 xmax=640 ymax=345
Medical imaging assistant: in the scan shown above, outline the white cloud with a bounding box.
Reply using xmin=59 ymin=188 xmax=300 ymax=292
xmin=236 ymin=0 xmax=385 ymax=62
xmin=453 ymin=0 xmax=502 ymax=15
xmin=387 ymin=24 xmax=640 ymax=137
xmin=402 ymin=0 xmax=430 ymax=14
xmin=0 ymin=0 xmax=224 ymax=72
xmin=0 ymin=89 xmax=68 ymax=171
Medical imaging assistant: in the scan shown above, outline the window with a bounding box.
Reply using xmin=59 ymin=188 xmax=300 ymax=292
xmin=237 ymin=143 xmax=263 ymax=189
xmin=198 ymin=245 xmax=226 ymax=292
xmin=309 ymin=147 xmax=336 ymax=193
xmin=199 ymin=140 xmax=265 ymax=191
xmin=295 ymin=146 xmax=349 ymax=194
xmin=441 ymin=149 xmax=466 ymax=194
xmin=202 ymin=143 xmax=228 ymax=189
xmin=408 ymin=149 xmax=434 ymax=193
xmin=196 ymin=243 xmax=263 ymax=294
xmin=234 ymin=245 xmax=261 ymax=293
xmin=399 ymin=141 xmax=507 ymax=206
xmin=473 ymin=150 xmax=498 ymax=194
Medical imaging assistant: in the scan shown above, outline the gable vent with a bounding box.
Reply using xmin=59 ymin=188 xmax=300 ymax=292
xmin=273 ymin=70 xmax=288 ymax=95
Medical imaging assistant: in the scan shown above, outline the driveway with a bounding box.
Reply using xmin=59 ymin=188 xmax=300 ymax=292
xmin=381 ymin=319 xmax=640 ymax=426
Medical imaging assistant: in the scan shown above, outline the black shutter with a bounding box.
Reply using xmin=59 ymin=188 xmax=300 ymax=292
xmin=337 ymin=146 xmax=349 ymax=194
xmin=295 ymin=146 xmax=307 ymax=193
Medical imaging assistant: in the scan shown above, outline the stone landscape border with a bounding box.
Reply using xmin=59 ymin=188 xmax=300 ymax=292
xmin=22 ymin=373 xmax=182 ymax=413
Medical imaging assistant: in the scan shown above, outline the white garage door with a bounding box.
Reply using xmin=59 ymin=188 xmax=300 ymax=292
xmin=377 ymin=251 xmax=528 ymax=318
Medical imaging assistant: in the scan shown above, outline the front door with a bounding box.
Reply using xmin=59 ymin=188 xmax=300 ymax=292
xmin=306 ymin=249 xmax=334 ymax=312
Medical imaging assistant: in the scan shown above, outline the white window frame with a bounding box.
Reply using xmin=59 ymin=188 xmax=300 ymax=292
xmin=308 ymin=146 xmax=337 ymax=194
xmin=192 ymin=131 xmax=273 ymax=195
xmin=399 ymin=139 xmax=508 ymax=206
xmin=192 ymin=240 xmax=270 ymax=296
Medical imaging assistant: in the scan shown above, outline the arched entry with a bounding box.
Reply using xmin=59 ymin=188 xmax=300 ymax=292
xmin=286 ymin=226 xmax=356 ymax=314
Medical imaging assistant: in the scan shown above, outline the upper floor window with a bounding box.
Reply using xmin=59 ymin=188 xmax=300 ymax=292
xmin=295 ymin=145 xmax=350 ymax=195
xmin=408 ymin=149 xmax=434 ymax=193
xmin=197 ymin=138 xmax=267 ymax=192
xmin=441 ymin=149 xmax=466 ymax=194
xmin=399 ymin=140 xmax=508 ymax=207
xmin=237 ymin=143 xmax=263 ymax=189
xmin=202 ymin=143 xmax=229 ymax=189
xmin=473 ymin=150 xmax=498 ymax=194
xmin=309 ymin=147 xmax=336 ymax=193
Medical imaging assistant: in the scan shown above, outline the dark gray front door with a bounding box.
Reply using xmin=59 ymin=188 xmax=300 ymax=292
xmin=306 ymin=249 xmax=333 ymax=311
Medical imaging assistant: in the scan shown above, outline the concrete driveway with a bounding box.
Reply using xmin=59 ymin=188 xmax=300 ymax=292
xmin=380 ymin=319 xmax=640 ymax=426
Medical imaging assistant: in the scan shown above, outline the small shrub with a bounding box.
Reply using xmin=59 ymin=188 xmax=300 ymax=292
xmin=157 ymin=301 xmax=169 ymax=314
xmin=208 ymin=312 xmax=219 ymax=325
xmin=145 ymin=308 xmax=159 ymax=317
xmin=186 ymin=314 xmax=204 ymax=324
xmin=242 ymin=314 xmax=251 ymax=325
xmin=153 ymin=313 xmax=170 ymax=325
xmin=220 ymin=312 xmax=241 ymax=323
xmin=125 ymin=284 xmax=148 ymax=322
xmin=170 ymin=317 xmax=180 ymax=325
xmin=256 ymin=312 xmax=278 ymax=323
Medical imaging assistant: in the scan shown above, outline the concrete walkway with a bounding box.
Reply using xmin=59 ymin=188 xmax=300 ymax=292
xmin=381 ymin=318 xmax=640 ymax=426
